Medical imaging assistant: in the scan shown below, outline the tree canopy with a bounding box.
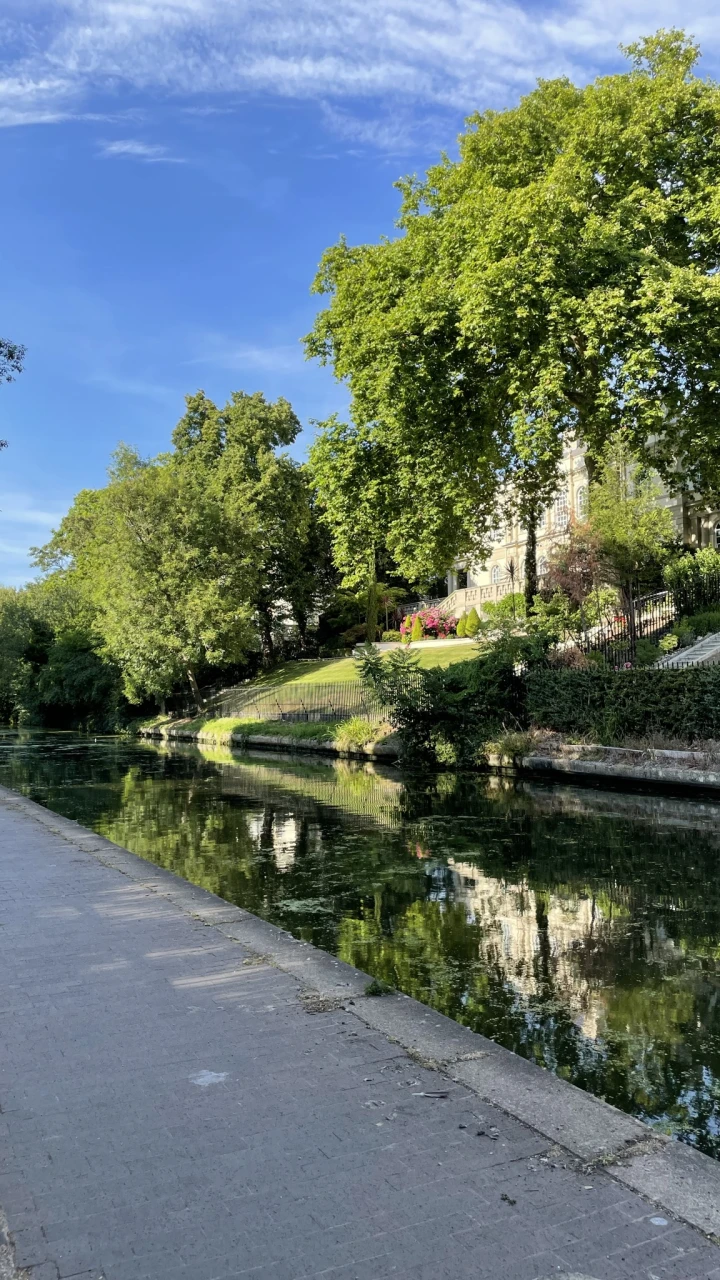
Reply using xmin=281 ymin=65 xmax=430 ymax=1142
xmin=305 ymin=30 xmax=720 ymax=588
xmin=37 ymin=390 xmax=320 ymax=702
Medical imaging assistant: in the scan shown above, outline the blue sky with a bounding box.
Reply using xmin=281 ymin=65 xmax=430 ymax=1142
xmin=1 ymin=0 xmax=719 ymax=584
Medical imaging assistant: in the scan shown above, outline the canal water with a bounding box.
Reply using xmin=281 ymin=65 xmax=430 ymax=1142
xmin=2 ymin=730 xmax=720 ymax=1160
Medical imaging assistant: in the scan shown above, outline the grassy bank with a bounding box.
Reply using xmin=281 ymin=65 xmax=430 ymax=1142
xmin=237 ymin=644 xmax=477 ymax=689
xmin=137 ymin=713 xmax=396 ymax=753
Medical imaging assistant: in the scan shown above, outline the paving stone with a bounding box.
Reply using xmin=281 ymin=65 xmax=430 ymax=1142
xmin=1 ymin=797 xmax=720 ymax=1280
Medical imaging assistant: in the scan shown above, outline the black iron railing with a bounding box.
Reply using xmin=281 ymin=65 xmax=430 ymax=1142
xmin=574 ymin=573 xmax=720 ymax=667
xmin=205 ymin=680 xmax=389 ymax=724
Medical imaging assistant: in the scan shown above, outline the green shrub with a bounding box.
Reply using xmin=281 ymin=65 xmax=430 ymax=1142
xmin=381 ymin=630 xmax=402 ymax=643
xmin=410 ymin=614 xmax=424 ymax=642
xmin=634 ymin=638 xmax=661 ymax=667
xmin=665 ymin=548 xmax=720 ymax=590
xmin=673 ymin=610 xmax=720 ymax=644
xmin=456 ymin=613 xmax=467 ymax=638
xmin=481 ymin=593 xmax=526 ymax=623
xmin=659 ymin=633 xmax=679 ymax=654
xmin=526 ymin=666 xmax=720 ymax=742
xmin=464 ymin=606 xmax=480 ymax=638
xmin=358 ymin=645 xmax=527 ymax=766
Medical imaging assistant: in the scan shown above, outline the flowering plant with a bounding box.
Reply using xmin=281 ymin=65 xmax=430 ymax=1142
xmin=400 ymin=607 xmax=457 ymax=639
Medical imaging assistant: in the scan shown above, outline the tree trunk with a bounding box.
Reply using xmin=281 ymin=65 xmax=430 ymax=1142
xmin=258 ymin=604 xmax=275 ymax=669
xmin=584 ymin=453 xmax=598 ymax=486
xmin=365 ymin=557 xmax=379 ymax=643
xmin=524 ymin=508 xmax=538 ymax=612
xmin=186 ymin=666 xmax=203 ymax=711
xmin=294 ymin=607 xmax=308 ymax=647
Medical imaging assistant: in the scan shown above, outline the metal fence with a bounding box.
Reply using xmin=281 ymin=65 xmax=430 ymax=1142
xmin=205 ymin=679 xmax=389 ymax=723
xmin=574 ymin=573 xmax=720 ymax=667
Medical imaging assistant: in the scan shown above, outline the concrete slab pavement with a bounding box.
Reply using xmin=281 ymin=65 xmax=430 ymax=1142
xmin=2 ymin=785 xmax=720 ymax=1280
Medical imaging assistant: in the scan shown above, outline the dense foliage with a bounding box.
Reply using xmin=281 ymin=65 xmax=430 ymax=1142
xmin=34 ymin=391 xmax=341 ymax=707
xmin=527 ymin=666 xmax=720 ymax=741
xmin=0 ymin=582 xmax=125 ymax=730
xmin=306 ymin=31 xmax=720 ymax=594
xmin=356 ymin=644 xmax=528 ymax=765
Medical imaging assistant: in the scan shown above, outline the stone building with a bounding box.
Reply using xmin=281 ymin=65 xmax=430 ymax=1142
xmin=442 ymin=443 xmax=720 ymax=617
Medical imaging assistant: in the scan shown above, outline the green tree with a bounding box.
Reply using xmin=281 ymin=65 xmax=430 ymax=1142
xmin=306 ymin=31 xmax=720 ymax=588
xmin=588 ymin=437 xmax=679 ymax=604
xmin=38 ymin=390 xmax=318 ymax=702
xmin=0 ymin=589 xmax=35 ymax=720
xmin=410 ymin=614 xmax=424 ymax=642
xmin=171 ymin=391 xmax=315 ymax=668
xmin=307 ymin=417 xmax=397 ymax=641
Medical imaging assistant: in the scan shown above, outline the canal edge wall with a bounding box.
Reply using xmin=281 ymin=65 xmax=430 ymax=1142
xmin=2 ymin=781 xmax=720 ymax=1242
xmin=137 ymin=724 xmax=400 ymax=761
xmin=139 ymin=724 xmax=720 ymax=795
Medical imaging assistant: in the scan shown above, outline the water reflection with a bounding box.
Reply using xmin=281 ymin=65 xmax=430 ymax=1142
xmin=1 ymin=730 xmax=720 ymax=1159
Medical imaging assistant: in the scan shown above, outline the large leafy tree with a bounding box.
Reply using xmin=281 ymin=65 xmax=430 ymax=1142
xmin=308 ymin=417 xmax=399 ymax=639
xmin=38 ymin=390 xmax=317 ymax=702
xmin=306 ymin=30 xmax=720 ymax=594
xmin=171 ymin=390 xmax=315 ymax=668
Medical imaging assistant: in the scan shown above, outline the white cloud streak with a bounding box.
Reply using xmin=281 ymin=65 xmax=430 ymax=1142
xmin=0 ymin=492 xmax=67 ymax=530
xmin=99 ymin=137 xmax=185 ymax=161
xmin=191 ymin=337 xmax=306 ymax=373
xmin=0 ymin=1 xmax=718 ymax=138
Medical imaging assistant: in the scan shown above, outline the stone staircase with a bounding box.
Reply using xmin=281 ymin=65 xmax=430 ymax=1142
xmin=656 ymin=632 xmax=720 ymax=669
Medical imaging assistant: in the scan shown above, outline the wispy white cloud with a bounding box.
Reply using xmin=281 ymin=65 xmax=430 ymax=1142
xmin=0 ymin=492 xmax=67 ymax=529
xmin=2 ymin=0 xmax=718 ymax=143
xmin=100 ymin=138 xmax=185 ymax=162
xmin=192 ymin=337 xmax=306 ymax=374
xmin=83 ymin=370 xmax=178 ymax=399
xmin=0 ymin=491 xmax=70 ymax=585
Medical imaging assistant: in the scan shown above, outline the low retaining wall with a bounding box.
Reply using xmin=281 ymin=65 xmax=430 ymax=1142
xmin=142 ymin=725 xmax=720 ymax=794
xmin=138 ymin=724 xmax=400 ymax=761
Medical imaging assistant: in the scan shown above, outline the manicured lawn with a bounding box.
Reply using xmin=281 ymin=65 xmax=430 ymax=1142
xmin=133 ymin=643 xmax=478 ymax=740
xmin=250 ymin=644 xmax=478 ymax=688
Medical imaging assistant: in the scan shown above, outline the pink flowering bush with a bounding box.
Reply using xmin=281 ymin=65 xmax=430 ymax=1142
xmin=400 ymin=607 xmax=457 ymax=640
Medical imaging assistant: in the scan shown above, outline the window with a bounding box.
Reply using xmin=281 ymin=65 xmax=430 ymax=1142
xmin=538 ymin=557 xmax=548 ymax=579
xmin=554 ymin=490 xmax=569 ymax=531
xmin=489 ymin=522 xmax=503 ymax=544
xmin=575 ymin=485 xmax=588 ymax=519
xmin=714 ymin=521 xmax=720 ymax=550
xmin=491 ymin=564 xmax=501 ymax=585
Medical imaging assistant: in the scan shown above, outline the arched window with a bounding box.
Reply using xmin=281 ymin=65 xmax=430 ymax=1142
xmin=575 ymin=485 xmax=588 ymax=519
xmin=715 ymin=521 xmax=720 ymax=550
xmin=491 ymin=564 xmax=501 ymax=585
xmin=554 ymin=490 xmax=569 ymax=531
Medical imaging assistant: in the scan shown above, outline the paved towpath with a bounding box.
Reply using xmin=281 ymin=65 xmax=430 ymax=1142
xmin=2 ymin=789 xmax=720 ymax=1280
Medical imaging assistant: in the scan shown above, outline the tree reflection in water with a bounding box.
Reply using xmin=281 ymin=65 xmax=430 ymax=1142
xmin=1 ymin=730 xmax=719 ymax=1158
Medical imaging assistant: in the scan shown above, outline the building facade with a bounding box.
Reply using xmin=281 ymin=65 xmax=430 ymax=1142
xmin=443 ymin=444 xmax=720 ymax=617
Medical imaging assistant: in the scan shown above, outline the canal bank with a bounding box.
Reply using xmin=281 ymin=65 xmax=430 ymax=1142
xmin=2 ymin=783 xmax=720 ymax=1280
xmin=140 ymin=721 xmax=720 ymax=796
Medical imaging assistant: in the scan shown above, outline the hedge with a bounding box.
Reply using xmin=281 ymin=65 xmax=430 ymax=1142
xmin=526 ymin=666 xmax=720 ymax=741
